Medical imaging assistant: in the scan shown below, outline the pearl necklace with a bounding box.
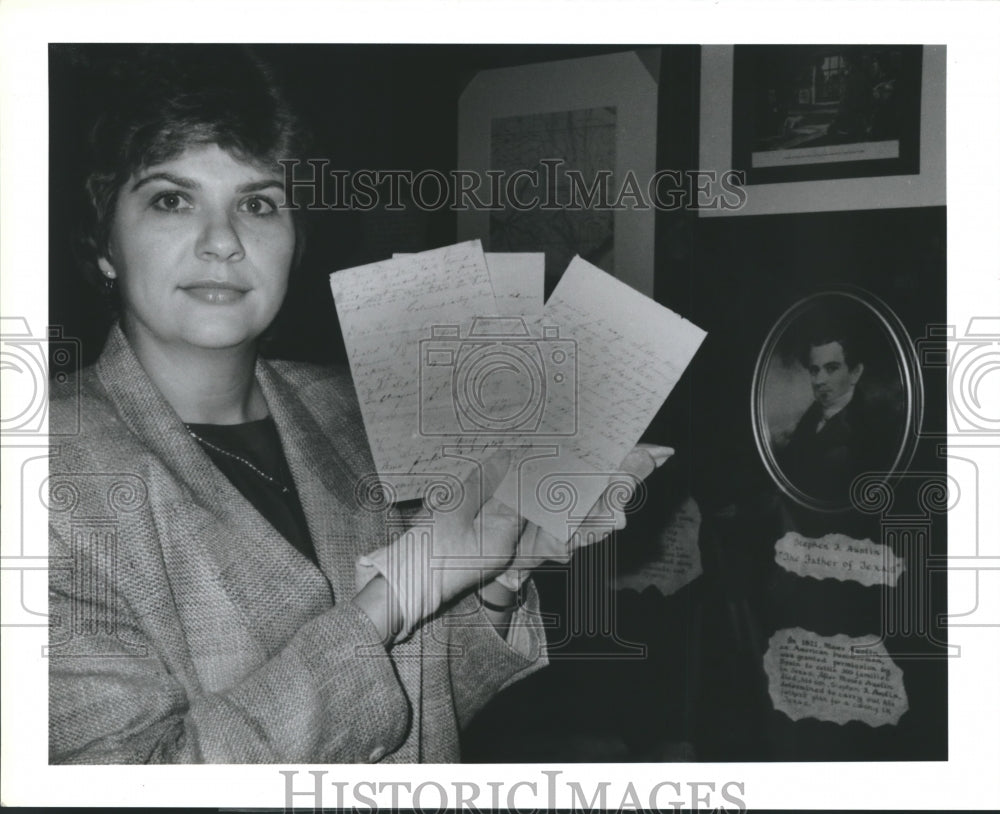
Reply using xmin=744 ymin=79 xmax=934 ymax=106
xmin=186 ymin=426 xmax=292 ymax=495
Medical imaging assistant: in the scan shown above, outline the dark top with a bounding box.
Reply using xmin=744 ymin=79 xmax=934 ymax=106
xmin=185 ymin=417 xmax=318 ymax=566
xmin=780 ymin=392 xmax=898 ymax=505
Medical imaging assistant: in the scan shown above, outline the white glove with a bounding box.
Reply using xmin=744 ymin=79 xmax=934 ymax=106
xmin=357 ymin=451 xmax=523 ymax=640
xmin=494 ymin=443 xmax=674 ymax=591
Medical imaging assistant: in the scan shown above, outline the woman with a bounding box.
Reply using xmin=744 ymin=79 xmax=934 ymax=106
xmin=48 ymin=46 xmax=666 ymax=764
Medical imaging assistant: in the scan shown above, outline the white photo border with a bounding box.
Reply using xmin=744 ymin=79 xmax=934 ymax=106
xmin=2 ymin=0 xmax=998 ymax=809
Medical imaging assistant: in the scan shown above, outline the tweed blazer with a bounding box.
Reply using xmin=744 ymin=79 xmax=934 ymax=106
xmin=48 ymin=326 xmax=547 ymax=764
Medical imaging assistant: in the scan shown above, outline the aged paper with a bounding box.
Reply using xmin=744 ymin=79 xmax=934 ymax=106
xmin=333 ymin=248 xmax=704 ymax=526
xmin=495 ymin=255 xmax=706 ymax=539
xmin=775 ymin=531 xmax=905 ymax=587
xmin=394 ymin=252 xmax=545 ymax=317
xmin=330 ymin=240 xmax=500 ymax=498
xmin=764 ymin=628 xmax=909 ymax=727
xmin=613 ymin=496 xmax=703 ymax=596
xmin=481 ymin=252 xmax=545 ymax=317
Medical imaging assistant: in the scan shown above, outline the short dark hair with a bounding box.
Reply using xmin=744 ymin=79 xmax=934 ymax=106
xmin=797 ymin=331 xmax=863 ymax=370
xmin=76 ymin=45 xmax=308 ymax=302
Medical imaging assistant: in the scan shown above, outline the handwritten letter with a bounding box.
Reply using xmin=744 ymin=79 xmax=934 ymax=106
xmin=332 ymin=247 xmax=705 ymax=525
xmin=482 ymin=252 xmax=545 ymax=317
xmin=495 ymin=256 xmax=706 ymax=539
xmin=396 ymin=251 xmax=544 ymax=317
xmin=330 ymin=241 xmax=499 ymax=498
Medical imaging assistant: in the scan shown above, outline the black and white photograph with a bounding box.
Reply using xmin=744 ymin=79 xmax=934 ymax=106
xmin=754 ymin=289 xmax=921 ymax=511
xmin=731 ymin=44 xmax=923 ymax=185
xmin=1 ymin=2 xmax=998 ymax=811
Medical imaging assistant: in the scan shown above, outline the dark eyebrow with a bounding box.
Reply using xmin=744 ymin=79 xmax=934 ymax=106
xmin=129 ymin=174 xmax=283 ymax=194
xmin=131 ymin=172 xmax=198 ymax=192
xmin=237 ymin=179 xmax=284 ymax=194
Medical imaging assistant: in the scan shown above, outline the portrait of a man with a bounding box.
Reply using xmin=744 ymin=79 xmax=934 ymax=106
xmin=756 ymin=293 xmax=918 ymax=510
xmin=781 ymin=330 xmax=893 ymax=504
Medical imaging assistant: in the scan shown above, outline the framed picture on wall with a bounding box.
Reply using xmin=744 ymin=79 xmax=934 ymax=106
xmin=751 ymin=288 xmax=923 ymax=512
xmin=456 ymin=49 xmax=659 ymax=297
xmin=731 ymin=45 xmax=923 ymax=186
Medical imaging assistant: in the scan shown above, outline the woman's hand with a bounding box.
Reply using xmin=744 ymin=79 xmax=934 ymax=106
xmin=355 ymin=444 xmax=673 ymax=642
xmin=495 ymin=443 xmax=674 ymax=589
xmin=354 ymin=450 xmax=523 ymax=643
xmin=429 ymin=450 xmax=525 ymax=601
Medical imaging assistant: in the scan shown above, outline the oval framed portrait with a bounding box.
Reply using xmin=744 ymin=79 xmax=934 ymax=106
xmin=752 ymin=289 xmax=923 ymax=512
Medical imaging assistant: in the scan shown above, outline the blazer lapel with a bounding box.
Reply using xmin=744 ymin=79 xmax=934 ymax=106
xmin=96 ymin=327 xmax=336 ymax=690
xmin=256 ymin=361 xmax=389 ymax=603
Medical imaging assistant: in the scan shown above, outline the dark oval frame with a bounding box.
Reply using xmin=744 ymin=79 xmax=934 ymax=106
xmin=751 ymin=288 xmax=923 ymax=512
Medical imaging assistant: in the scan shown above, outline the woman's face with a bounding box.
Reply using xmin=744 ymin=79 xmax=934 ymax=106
xmin=98 ymin=143 xmax=296 ymax=354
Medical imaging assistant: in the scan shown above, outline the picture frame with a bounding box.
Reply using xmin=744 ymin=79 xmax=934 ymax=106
xmin=456 ymin=49 xmax=659 ymax=297
xmin=698 ymin=45 xmax=944 ymax=218
xmin=732 ymin=45 xmax=923 ymax=186
xmin=751 ymin=288 xmax=923 ymax=512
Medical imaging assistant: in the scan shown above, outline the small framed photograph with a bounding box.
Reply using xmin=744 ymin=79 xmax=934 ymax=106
xmin=752 ymin=289 xmax=923 ymax=511
xmin=732 ymin=45 xmax=923 ymax=186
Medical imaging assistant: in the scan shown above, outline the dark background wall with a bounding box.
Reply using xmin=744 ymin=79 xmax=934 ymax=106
xmin=50 ymin=45 xmax=943 ymax=479
xmin=665 ymin=205 xmax=946 ymax=510
xmin=48 ymin=44 xmax=946 ymax=761
xmin=49 ymin=43 xmax=644 ymax=366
